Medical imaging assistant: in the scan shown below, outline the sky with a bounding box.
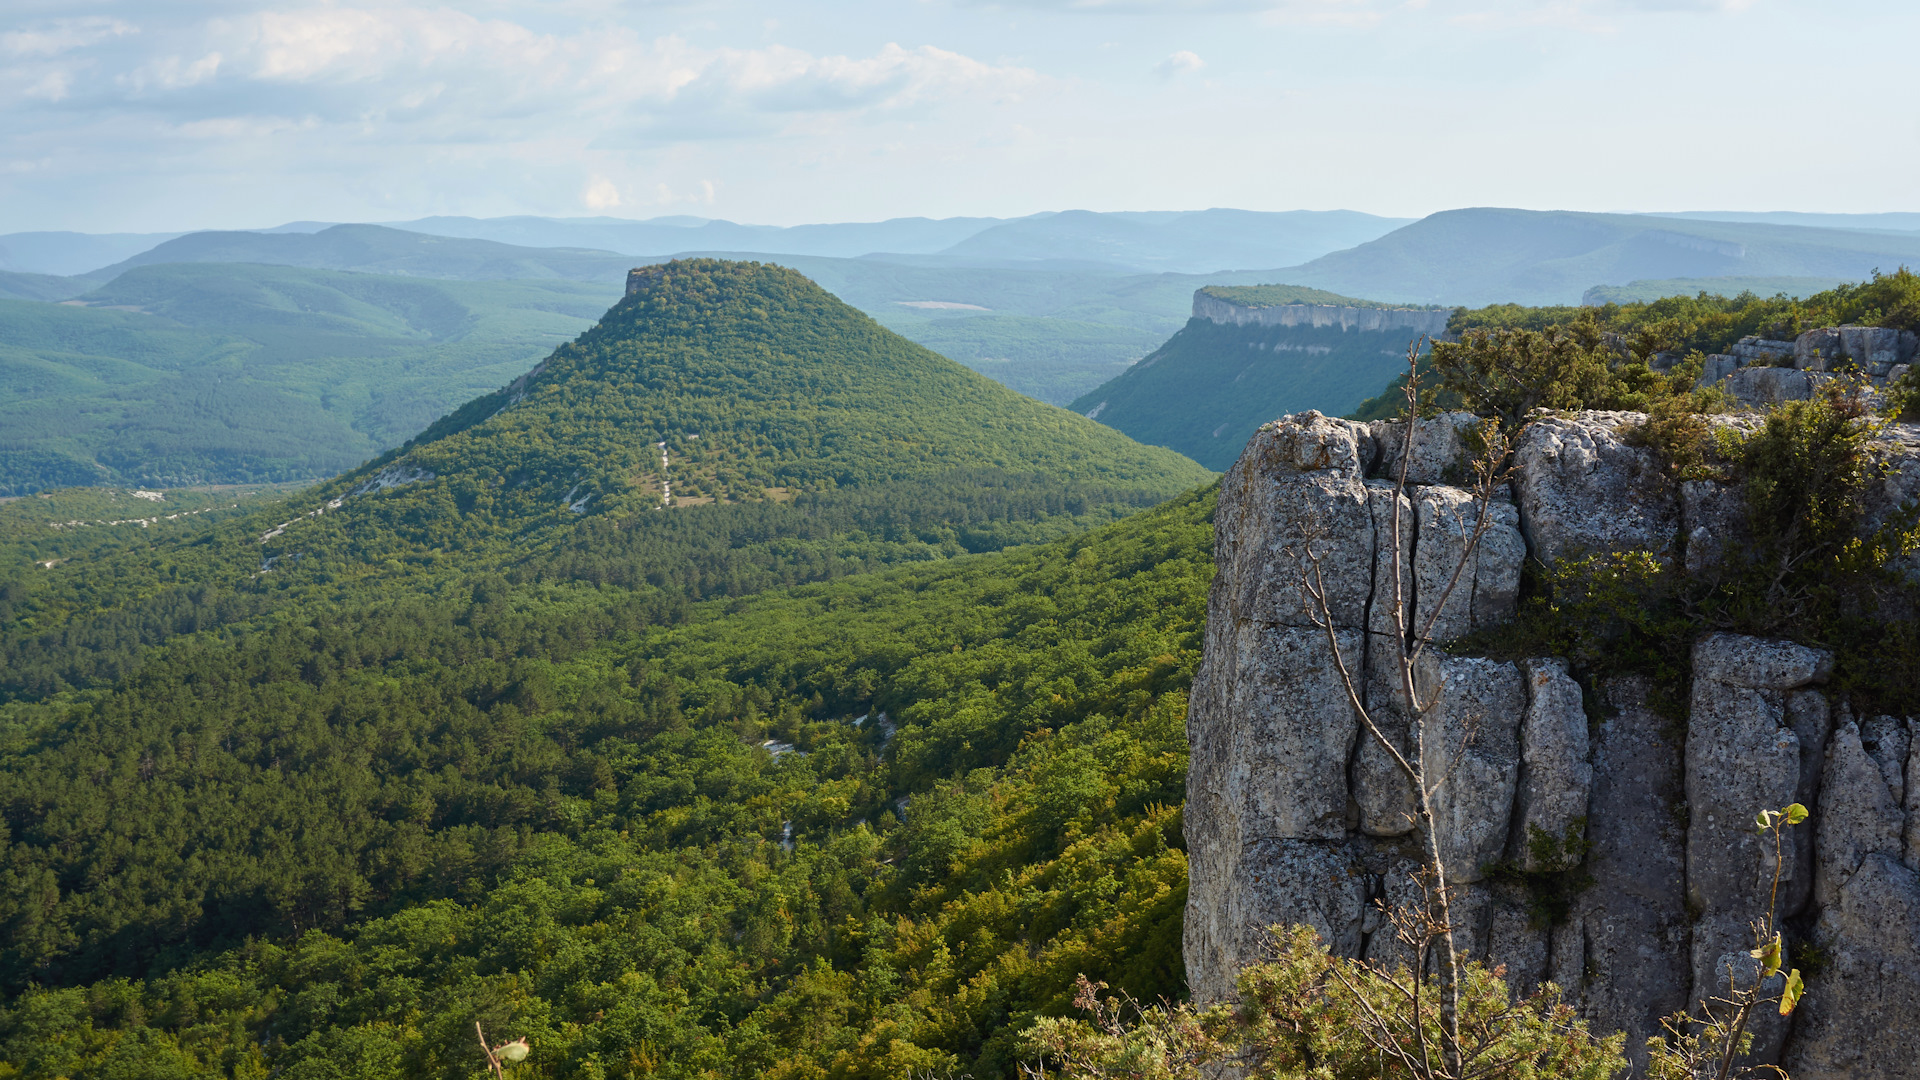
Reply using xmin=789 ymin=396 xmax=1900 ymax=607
xmin=2 ymin=0 xmax=1915 ymax=233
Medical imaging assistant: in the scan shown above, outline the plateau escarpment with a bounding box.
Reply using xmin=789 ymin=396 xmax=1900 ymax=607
xmin=1186 ymin=408 xmax=1920 ymax=1077
xmin=1189 ymin=288 xmax=1453 ymax=337
xmin=1071 ymin=286 xmax=1452 ymax=470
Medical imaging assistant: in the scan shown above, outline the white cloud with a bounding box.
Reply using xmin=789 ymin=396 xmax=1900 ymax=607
xmin=22 ymin=7 xmax=1038 ymax=142
xmin=584 ymin=176 xmax=623 ymax=209
xmin=1 ymin=17 xmax=135 ymax=58
xmin=1448 ymin=0 xmax=1756 ymax=29
xmin=960 ymin=0 xmax=1376 ymax=13
xmin=1154 ymin=49 xmax=1206 ymax=77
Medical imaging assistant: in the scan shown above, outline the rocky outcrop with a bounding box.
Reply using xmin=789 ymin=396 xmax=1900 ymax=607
xmin=1186 ymin=408 xmax=1920 ymax=1078
xmin=1193 ymin=292 xmax=1454 ymax=337
xmin=1701 ymin=326 xmax=1918 ymax=410
xmin=1510 ymin=412 xmax=1679 ymax=566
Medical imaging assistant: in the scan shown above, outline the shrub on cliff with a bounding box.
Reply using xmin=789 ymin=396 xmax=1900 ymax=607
xmin=1349 ymin=268 xmax=1920 ymax=423
xmin=1023 ymin=926 xmax=1626 ymax=1080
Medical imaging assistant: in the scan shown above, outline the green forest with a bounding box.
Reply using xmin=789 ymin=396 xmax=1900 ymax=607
xmin=0 ymin=485 xmax=1213 ymax=1080
xmin=0 ymin=259 xmax=1216 ymax=1078
xmin=1069 ymin=316 xmax=1419 ymax=470
xmin=0 ymin=266 xmax=622 ymax=492
xmin=1347 ymin=268 xmax=1920 ymax=420
xmin=4 ymin=257 xmax=1914 ymax=1079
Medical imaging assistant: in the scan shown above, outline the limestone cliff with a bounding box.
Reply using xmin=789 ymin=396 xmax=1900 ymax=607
xmin=1192 ymin=290 xmax=1454 ymax=337
xmin=1185 ymin=409 xmax=1920 ymax=1078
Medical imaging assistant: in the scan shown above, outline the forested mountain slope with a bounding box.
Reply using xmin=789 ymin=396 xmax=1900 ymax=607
xmin=0 ymin=466 xmax=1216 ymax=1080
xmin=1070 ymin=285 xmax=1445 ymax=469
xmin=0 ymin=259 xmax=1207 ymax=703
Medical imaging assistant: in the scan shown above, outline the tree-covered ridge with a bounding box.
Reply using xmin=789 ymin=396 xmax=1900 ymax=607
xmin=1346 ymin=268 xmax=1920 ymax=420
xmin=0 ymin=484 xmax=1216 ymax=1080
xmin=236 ymin=256 xmax=1206 ymax=564
xmin=1196 ymin=284 xmax=1445 ymax=311
xmin=0 ymin=260 xmax=1206 ymax=701
xmin=0 ymin=265 xmax=622 ymax=492
xmin=388 ymin=258 xmax=1208 ymax=509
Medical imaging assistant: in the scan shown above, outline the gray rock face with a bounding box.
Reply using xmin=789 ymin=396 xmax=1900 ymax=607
xmin=1512 ymin=412 xmax=1679 ymax=566
xmin=1192 ymin=292 xmax=1454 ymax=336
xmin=1722 ymin=365 xmax=1818 ymax=408
xmin=1184 ymin=837 xmax=1372 ymax=1003
xmin=1728 ymin=336 xmax=1796 ymax=365
xmin=1189 ymin=408 xmax=1920 ymax=1080
xmin=1701 ymin=353 xmax=1742 ymax=386
xmin=1411 ymin=486 xmax=1524 ymax=643
xmin=1685 ymin=635 xmax=1833 ymax=1066
xmin=1370 ymin=411 xmax=1482 ymax=487
xmin=1692 ymin=632 xmax=1834 ymax=691
xmin=1552 ymin=677 xmax=1692 ymax=1075
xmin=1512 ymin=658 xmax=1592 ymax=871
xmin=1795 ymin=324 xmax=1919 ymax=376
xmin=1787 ymin=720 xmax=1920 ymax=1078
xmin=1422 ymin=657 xmax=1525 ymax=885
xmin=1679 ymin=478 xmax=1750 ymax=576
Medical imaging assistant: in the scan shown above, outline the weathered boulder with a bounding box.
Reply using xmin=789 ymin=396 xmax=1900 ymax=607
xmin=1700 ymin=353 xmax=1743 ymax=387
xmin=1190 ymin=621 xmax=1362 ymax=846
xmin=1860 ymin=714 xmax=1911 ymax=805
xmin=1679 ymin=478 xmax=1749 ymax=576
xmin=1728 ymin=336 xmax=1796 ymax=365
xmin=1512 ymin=412 xmax=1679 ymax=566
xmin=1216 ymin=469 xmax=1374 ymax=630
xmin=1813 ymin=719 xmax=1905 ymax=911
xmin=1369 ymin=411 xmax=1483 ymax=486
xmin=1184 ymin=837 xmax=1372 ymax=1003
xmin=1511 ymin=658 xmax=1592 ymax=871
xmin=1410 ymin=485 xmax=1524 ymax=642
xmin=1691 ymin=632 xmax=1834 ymax=690
xmin=1423 ymin=657 xmax=1525 ymax=885
xmin=1722 ymin=365 xmax=1817 ymax=408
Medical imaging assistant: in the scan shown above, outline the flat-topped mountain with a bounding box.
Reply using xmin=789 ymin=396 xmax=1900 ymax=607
xmin=1071 ymin=284 xmax=1441 ymax=469
xmin=298 ymin=258 xmax=1209 ymax=534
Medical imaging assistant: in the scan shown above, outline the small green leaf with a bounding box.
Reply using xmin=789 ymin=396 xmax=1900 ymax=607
xmin=1785 ymin=803 xmax=1809 ymax=826
xmin=1750 ymin=933 xmax=1783 ymax=977
xmin=1779 ymin=968 xmax=1804 ymax=1016
xmin=1756 ymin=810 xmax=1775 ymax=830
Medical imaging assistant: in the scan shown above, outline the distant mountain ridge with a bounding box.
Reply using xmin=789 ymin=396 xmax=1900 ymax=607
xmin=86 ymin=224 xmax=636 ymax=284
xmin=0 ymin=265 xmax=621 ymax=492
xmin=1275 ymin=207 xmax=1920 ymax=306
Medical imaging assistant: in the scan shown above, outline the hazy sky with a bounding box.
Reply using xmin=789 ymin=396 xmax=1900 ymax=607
xmin=3 ymin=0 xmax=1913 ymax=233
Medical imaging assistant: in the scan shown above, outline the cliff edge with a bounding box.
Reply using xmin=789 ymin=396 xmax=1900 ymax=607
xmin=1186 ymin=408 xmax=1920 ymax=1077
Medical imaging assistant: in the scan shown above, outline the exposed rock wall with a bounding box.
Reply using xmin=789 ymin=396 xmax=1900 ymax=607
xmin=1697 ymin=326 xmax=1918 ymax=410
xmin=1192 ymin=292 xmax=1454 ymax=337
xmin=1186 ymin=408 xmax=1920 ymax=1078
